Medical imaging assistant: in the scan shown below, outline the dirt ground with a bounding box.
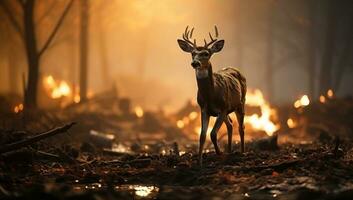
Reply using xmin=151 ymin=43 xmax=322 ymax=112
xmin=1 ymin=96 xmax=353 ymax=200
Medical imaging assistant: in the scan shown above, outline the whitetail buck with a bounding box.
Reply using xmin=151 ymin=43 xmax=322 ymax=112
xmin=177 ymin=26 xmax=247 ymax=165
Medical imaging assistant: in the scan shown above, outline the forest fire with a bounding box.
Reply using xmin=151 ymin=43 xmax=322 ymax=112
xmin=287 ymin=118 xmax=297 ymax=128
xmin=293 ymin=95 xmax=310 ymax=109
xmin=43 ymin=75 xmax=72 ymax=99
xmin=244 ymin=89 xmax=279 ymax=136
xmin=13 ymin=103 xmax=24 ymax=113
xmin=327 ymin=89 xmax=334 ymax=98
xmin=175 ymin=89 xmax=279 ymax=137
xmin=1 ymin=0 xmax=353 ymax=199
xmin=134 ymin=106 xmax=144 ymax=118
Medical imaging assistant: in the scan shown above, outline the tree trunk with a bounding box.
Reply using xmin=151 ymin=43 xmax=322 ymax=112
xmin=308 ymin=0 xmax=316 ymax=98
xmin=23 ymin=0 xmax=40 ymax=109
xmin=97 ymin=8 xmax=110 ymax=87
xmin=235 ymin=0 xmax=243 ymax=70
xmin=319 ymin=1 xmax=337 ymax=94
xmin=8 ymin=44 xmax=19 ymax=94
xmin=266 ymin=11 xmax=274 ymax=101
xmin=79 ymin=0 xmax=89 ymax=102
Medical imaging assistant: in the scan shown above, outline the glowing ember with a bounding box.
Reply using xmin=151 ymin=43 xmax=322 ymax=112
xmin=112 ymin=143 xmax=129 ymax=153
xmin=319 ymin=95 xmax=326 ymax=103
xmin=188 ymin=111 xmax=198 ymax=120
xmin=182 ymin=116 xmax=190 ymax=125
xmin=43 ymin=75 xmax=72 ymax=99
xmin=133 ymin=185 xmax=158 ymax=197
xmin=244 ymin=89 xmax=279 ymax=136
xmin=294 ymin=95 xmax=310 ymax=108
xmin=134 ymin=106 xmax=144 ymax=118
xmin=14 ymin=103 xmax=24 ymax=113
xmin=327 ymin=89 xmax=334 ymax=98
xmin=177 ymin=120 xmax=184 ymax=128
xmin=74 ymin=94 xmax=81 ymax=103
xmin=287 ymin=118 xmax=297 ymax=128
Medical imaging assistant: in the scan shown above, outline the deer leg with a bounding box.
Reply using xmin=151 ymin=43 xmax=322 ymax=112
xmin=224 ymin=115 xmax=233 ymax=153
xmin=198 ymin=110 xmax=210 ymax=166
xmin=210 ymin=113 xmax=226 ymax=155
xmin=236 ymin=108 xmax=245 ymax=153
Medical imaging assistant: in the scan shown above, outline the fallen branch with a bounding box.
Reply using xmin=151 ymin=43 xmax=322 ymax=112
xmin=0 ymin=122 xmax=76 ymax=154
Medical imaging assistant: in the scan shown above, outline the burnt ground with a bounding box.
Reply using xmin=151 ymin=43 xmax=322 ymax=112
xmin=1 ymin=137 xmax=353 ymax=200
xmin=1 ymin=95 xmax=353 ymax=200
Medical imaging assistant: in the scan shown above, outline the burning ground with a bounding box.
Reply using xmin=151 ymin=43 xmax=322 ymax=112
xmin=1 ymin=86 xmax=353 ymax=200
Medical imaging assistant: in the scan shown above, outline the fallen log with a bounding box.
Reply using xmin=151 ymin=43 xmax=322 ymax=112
xmin=0 ymin=122 xmax=76 ymax=154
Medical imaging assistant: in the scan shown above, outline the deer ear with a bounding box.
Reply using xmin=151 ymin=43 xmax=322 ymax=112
xmin=210 ymin=40 xmax=224 ymax=53
xmin=177 ymin=39 xmax=193 ymax=53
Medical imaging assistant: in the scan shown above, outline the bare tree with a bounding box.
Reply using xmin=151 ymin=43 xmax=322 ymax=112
xmin=79 ymin=0 xmax=89 ymax=102
xmin=0 ymin=0 xmax=73 ymax=109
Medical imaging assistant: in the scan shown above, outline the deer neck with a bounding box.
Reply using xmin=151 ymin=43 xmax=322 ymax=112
xmin=196 ymin=62 xmax=214 ymax=102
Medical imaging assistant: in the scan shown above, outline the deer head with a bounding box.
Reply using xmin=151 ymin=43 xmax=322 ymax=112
xmin=177 ymin=26 xmax=224 ymax=73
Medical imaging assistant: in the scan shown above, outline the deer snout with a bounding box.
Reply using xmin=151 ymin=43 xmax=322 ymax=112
xmin=191 ymin=60 xmax=201 ymax=68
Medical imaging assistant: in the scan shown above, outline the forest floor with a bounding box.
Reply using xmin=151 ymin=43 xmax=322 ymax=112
xmin=1 ymin=140 xmax=353 ymax=200
xmin=1 ymin=94 xmax=353 ymax=200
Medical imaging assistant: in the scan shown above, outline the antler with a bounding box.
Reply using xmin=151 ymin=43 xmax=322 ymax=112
xmin=204 ymin=25 xmax=219 ymax=48
xmin=182 ymin=26 xmax=197 ymax=48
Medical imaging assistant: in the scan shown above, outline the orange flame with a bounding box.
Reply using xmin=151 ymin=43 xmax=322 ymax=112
xmin=14 ymin=103 xmax=24 ymax=113
xmin=294 ymin=95 xmax=310 ymax=108
xmin=134 ymin=106 xmax=144 ymax=118
xmin=244 ymin=89 xmax=279 ymax=136
xmin=327 ymin=89 xmax=334 ymax=98
xmin=43 ymin=75 xmax=72 ymax=99
xmin=287 ymin=118 xmax=297 ymax=128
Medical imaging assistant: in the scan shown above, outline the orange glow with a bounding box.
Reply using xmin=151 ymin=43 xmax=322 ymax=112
xmin=134 ymin=106 xmax=144 ymax=118
xmin=43 ymin=75 xmax=72 ymax=99
xmin=319 ymin=95 xmax=326 ymax=103
xmin=188 ymin=111 xmax=198 ymax=120
xmin=327 ymin=89 xmax=334 ymax=98
xmin=244 ymin=89 xmax=279 ymax=136
xmin=194 ymin=126 xmax=211 ymax=135
xmin=14 ymin=103 xmax=24 ymax=113
xmin=176 ymin=120 xmax=184 ymax=128
xmin=293 ymin=95 xmax=310 ymax=109
xmin=74 ymin=94 xmax=81 ymax=103
xmin=287 ymin=118 xmax=297 ymax=128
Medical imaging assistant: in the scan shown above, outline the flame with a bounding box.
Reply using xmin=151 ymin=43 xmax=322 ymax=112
xmin=43 ymin=75 xmax=72 ymax=99
xmin=327 ymin=89 xmax=334 ymax=98
xmin=189 ymin=111 xmax=198 ymax=120
xmin=319 ymin=95 xmax=326 ymax=103
xmin=74 ymin=94 xmax=81 ymax=103
xmin=244 ymin=89 xmax=279 ymax=136
xmin=293 ymin=95 xmax=310 ymax=108
xmin=287 ymin=118 xmax=297 ymax=128
xmin=132 ymin=185 xmax=158 ymax=197
xmin=14 ymin=103 xmax=24 ymax=113
xmin=177 ymin=120 xmax=184 ymax=128
xmin=134 ymin=106 xmax=144 ymax=118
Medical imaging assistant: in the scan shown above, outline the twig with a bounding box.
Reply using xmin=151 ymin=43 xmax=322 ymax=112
xmin=0 ymin=122 xmax=76 ymax=154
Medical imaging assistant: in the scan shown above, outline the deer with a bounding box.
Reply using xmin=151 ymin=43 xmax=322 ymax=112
xmin=177 ymin=26 xmax=247 ymax=165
